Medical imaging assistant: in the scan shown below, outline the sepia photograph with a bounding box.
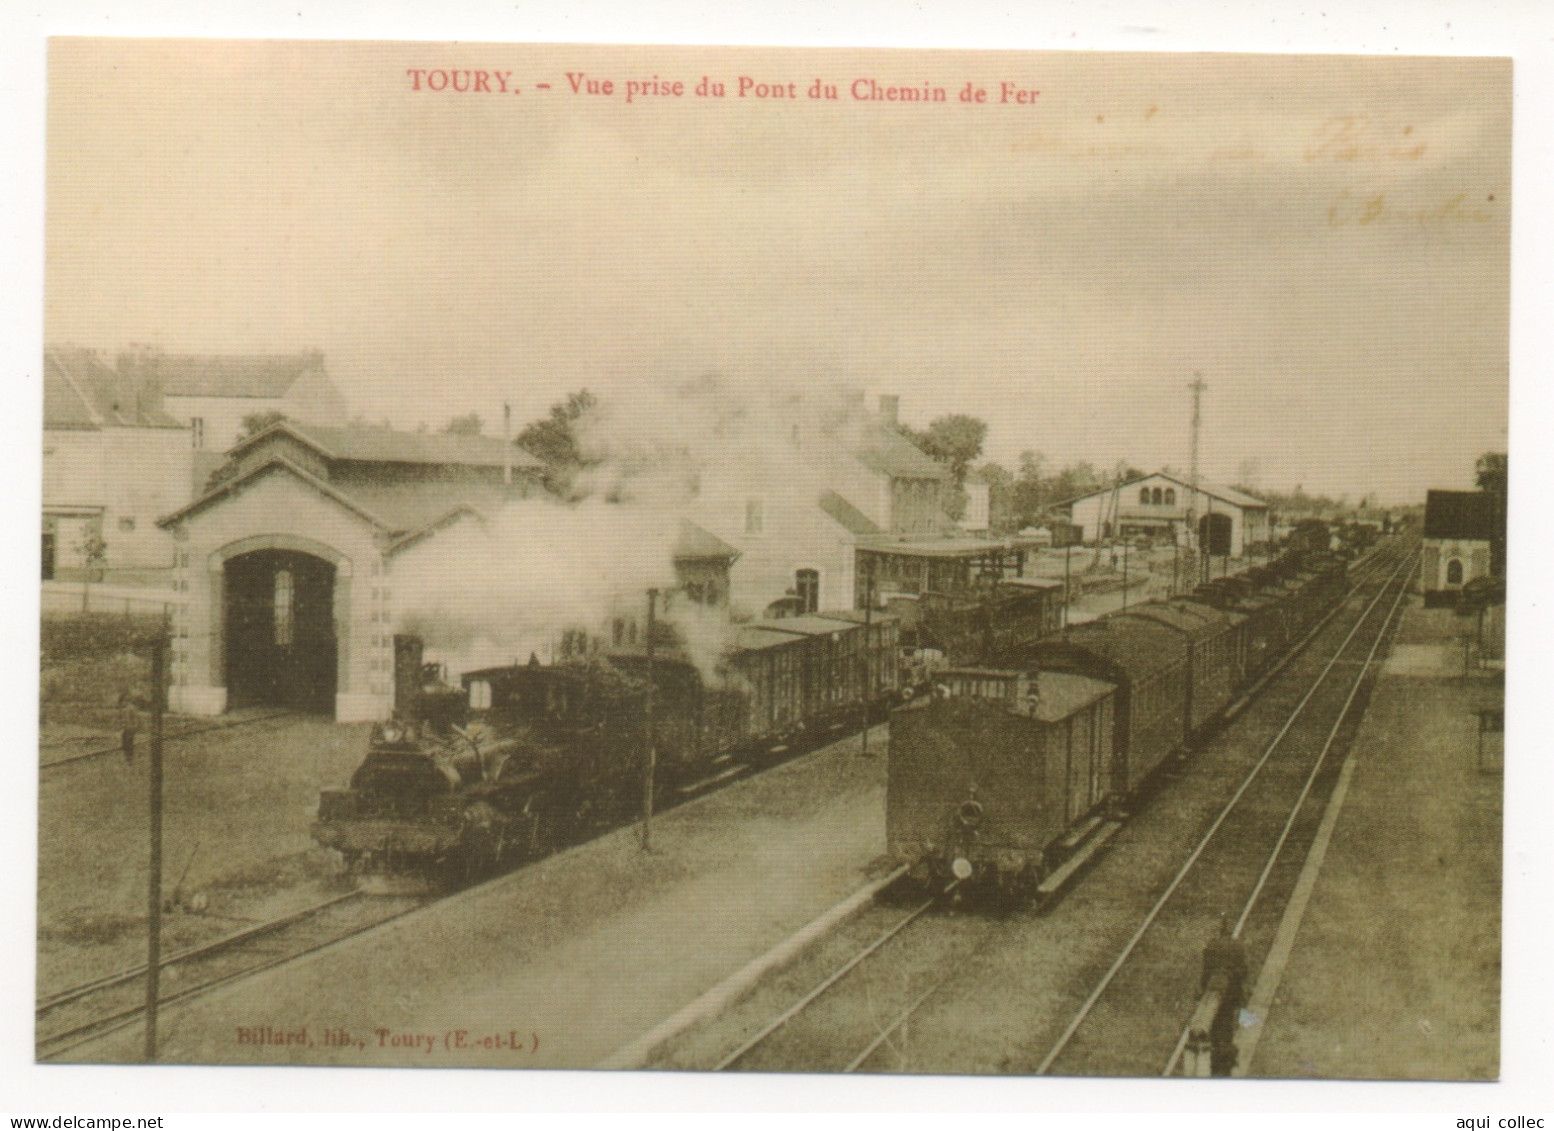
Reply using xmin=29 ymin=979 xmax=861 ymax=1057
xmin=27 ymin=26 xmax=1524 ymax=1104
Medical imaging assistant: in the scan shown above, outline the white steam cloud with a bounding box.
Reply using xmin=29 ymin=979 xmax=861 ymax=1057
xmin=391 ymin=373 xmax=890 ymax=681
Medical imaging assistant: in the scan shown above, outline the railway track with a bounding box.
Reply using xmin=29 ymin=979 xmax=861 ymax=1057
xmin=40 ymin=709 xmax=297 ymax=772
xmin=36 ymin=890 xmax=424 ymax=1060
xmin=657 ymin=537 xmax=1416 ymax=1075
xmin=1031 ymin=538 xmax=1417 ymax=1076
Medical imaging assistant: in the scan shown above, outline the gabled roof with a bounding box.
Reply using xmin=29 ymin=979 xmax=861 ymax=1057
xmin=161 ymin=454 xmax=520 ymax=560
xmin=1423 ymin=490 xmax=1501 ymax=541
xmin=44 ymin=347 xmax=184 ymax=430
xmin=1059 ymin=471 xmax=1268 ymax=511
xmin=818 ymin=489 xmax=883 ymax=536
xmin=857 ymin=423 xmax=951 ymax=481
xmin=157 ymin=455 xmax=397 ymax=532
xmin=228 ymin=419 xmax=542 ymax=470
xmin=346 ymin=481 xmax=514 ymax=536
xmin=385 ymin=504 xmax=490 ymax=555
xmin=674 ymin=519 xmax=740 ymax=562
xmin=43 ymin=352 xmax=102 ymax=429
xmin=143 ymin=352 xmax=323 ymax=399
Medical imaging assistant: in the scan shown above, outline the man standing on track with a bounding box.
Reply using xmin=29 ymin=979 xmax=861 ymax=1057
xmin=1201 ymin=913 xmax=1249 ymax=1075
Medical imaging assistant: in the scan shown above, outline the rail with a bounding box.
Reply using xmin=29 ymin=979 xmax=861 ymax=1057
xmin=714 ymin=881 xmax=953 ymax=1071
xmin=1032 ymin=539 xmax=1417 ymax=1075
xmin=1159 ymin=547 xmax=1414 ymax=1076
xmin=36 ymin=891 xmax=424 ymax=1060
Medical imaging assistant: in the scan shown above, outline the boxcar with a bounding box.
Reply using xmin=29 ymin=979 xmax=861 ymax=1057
xmin=1003 ymin=614 xmax=1191 ymax=798
xmin=914 ymin=577 xmax=1063 ymax=666
xmin=1114 ymin=599 xmax=1244 ymax=737
xmin=811 ymin=609 xmax=902 ymax=706
xmin=888 ymin=666 xmax=1116 ymax=891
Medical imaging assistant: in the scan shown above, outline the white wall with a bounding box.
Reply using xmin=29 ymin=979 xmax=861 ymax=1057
xmin=43 ymin=425 xmax=194 ymax=569
xmin=168 ymin=469 xmax=389 ymax=721
xmin=164 ymin=394 xmax=286 ymax=454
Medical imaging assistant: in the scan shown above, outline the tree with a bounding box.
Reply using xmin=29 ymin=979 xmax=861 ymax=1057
xmin=76 ymin=526 xmax=108 ymax=606
xmin=900 ymin=414 xmax=988 ymax=487
xmin=1475 ymin=452 xmax=1507 ymax=496
xmin=517 ymin=389 xmax=598 ymax=478
xmin=1476 ymin=451 xmax=1508 ymax=576
xmin=442 ymin=413 xmax=484 ymax=436
xmin=238 ymin=411 xmax=287 ymax=442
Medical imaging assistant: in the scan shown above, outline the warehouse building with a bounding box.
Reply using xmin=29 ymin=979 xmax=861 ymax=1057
xmin=1061 ymin=472 xmax=1271 ymax=559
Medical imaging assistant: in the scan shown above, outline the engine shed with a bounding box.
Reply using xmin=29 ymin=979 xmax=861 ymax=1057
xmin=157 ymin=421 xmax=545 ymax=721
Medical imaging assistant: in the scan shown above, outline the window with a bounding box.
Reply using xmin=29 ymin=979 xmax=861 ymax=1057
xmin=273 ymin=568 xmax=294 ymax=646
xmin=795 ymin=569 xmax=820 ymax=614
xmin=1139 ymin=487 xmax=1150 ymax=505
xmin=191 ymin=418 xmax=205 ymax=449
xmin=745 ymin=497 xmax=764 ymax=535
xmin=1446 ymin=558 xmax=1464 ymax=586
xmin=1152 ymin=487 xmax=1164 ymax=505
xmin=1164 ymin=488 xmax=1176 ymax=505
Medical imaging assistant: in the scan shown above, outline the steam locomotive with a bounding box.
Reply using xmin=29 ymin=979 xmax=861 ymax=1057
xmin=312 ymin=610 xmax=901 ymax=882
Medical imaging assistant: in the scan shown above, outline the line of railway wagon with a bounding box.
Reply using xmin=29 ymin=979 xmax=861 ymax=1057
xmin=310 ymin=578 xmax=1063 ymax=882
xmin=887 ymin=548 xmax=1351 ymax=896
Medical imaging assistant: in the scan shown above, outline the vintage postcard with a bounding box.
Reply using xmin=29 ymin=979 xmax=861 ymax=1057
xmin=38 ymin=37 xmax=1509 ymax=1087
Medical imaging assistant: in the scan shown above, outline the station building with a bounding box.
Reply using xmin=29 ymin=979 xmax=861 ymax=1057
xmin=1420 ymin=489 xmax=1502 ymax=606
xmin=1061 ymin=472 xmax=1271 ymax=559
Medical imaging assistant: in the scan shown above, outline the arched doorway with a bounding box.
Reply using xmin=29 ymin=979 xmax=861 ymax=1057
xmin=225 ymin=548 xmax=337 ymax=713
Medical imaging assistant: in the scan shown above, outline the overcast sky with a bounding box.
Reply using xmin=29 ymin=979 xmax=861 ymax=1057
xmin=47 ymin=41 xmax=1509 ymax=505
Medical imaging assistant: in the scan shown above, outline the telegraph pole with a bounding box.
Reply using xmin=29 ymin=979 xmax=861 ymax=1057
xmin=1122 ymin=539 xmax=1130 ymax=610
xmin=1188 ymin=373 xmax=1207 ymax=587
xmin=1063 ymin=541 xmax=1072 ymax=631
xmin=144 ymin=633 xmax=167 ymax=1061
xmin=640 ymin=588 xmax=658 ymax=851
xmin=860 ymin=565 xmax=874 ymax=759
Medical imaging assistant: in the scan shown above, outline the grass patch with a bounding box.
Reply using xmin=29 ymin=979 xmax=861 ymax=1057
xmin=40 ymin=911 xmax=145 ymax=947
xmin=41 ymin=612 xmax=168 ymax=664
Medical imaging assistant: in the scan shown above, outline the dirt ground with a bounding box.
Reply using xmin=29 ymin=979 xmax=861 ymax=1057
xmin=37 ymin=712 xmax=371 ymax=993
xmin=60 ymin=725 xmax=891 ymax=1067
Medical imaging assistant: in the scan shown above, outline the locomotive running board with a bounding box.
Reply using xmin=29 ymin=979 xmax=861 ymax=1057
xmin=1037 ymin=820 xmax=1122 ymax=905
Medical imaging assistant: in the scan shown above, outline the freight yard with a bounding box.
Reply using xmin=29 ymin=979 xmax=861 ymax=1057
xmin=31 ymin=38 xmax=1519 ymax=1111
xmin=36 ymin=529 xmax=1505 ymax=1081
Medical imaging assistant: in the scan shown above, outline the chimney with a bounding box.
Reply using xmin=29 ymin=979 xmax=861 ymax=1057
xmin=878 ymin=394 xmax=900 ymax=428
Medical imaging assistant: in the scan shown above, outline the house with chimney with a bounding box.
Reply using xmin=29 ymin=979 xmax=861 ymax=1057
xmin=119 ymin=346 xmax=350 ymax=457
xmin=681 ymin=393 xmax=1048 ymax=622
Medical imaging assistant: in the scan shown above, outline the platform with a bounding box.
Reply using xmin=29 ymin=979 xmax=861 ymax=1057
xmin=61 ymin=726 xmax=889 ymax=1069
xmin=1238 ymin=602 xmax=1503 ymax=1080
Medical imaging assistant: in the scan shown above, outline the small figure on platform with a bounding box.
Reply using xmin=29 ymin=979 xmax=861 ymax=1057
xmin=1200 ymin=913 xmax=1249 ymax=1076
xmin=117 ymin=687 xmax=142 ymax=762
